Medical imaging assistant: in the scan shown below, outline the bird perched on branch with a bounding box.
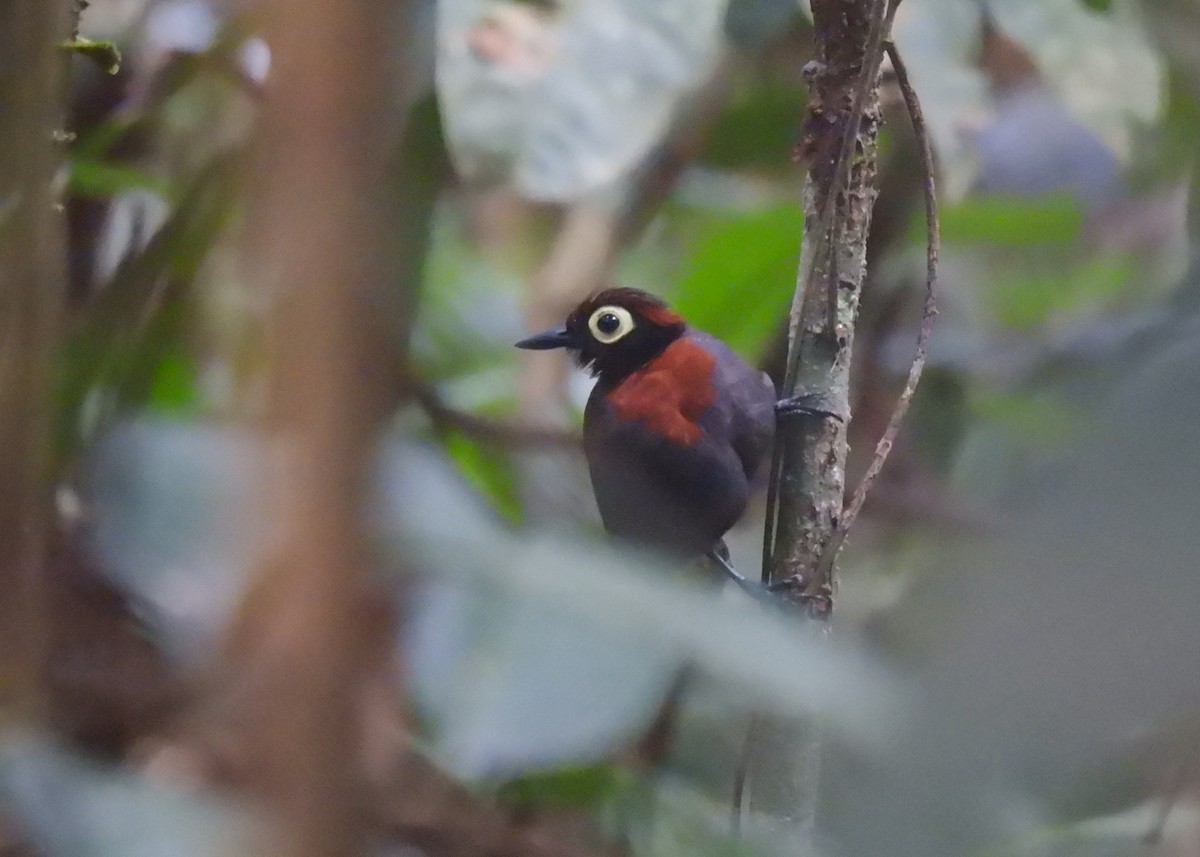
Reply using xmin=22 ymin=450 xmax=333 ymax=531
xmin=517 ymin=288 xmax=811 ymax=589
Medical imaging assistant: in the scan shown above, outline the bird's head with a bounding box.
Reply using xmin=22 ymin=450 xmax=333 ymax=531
xmin=515 ymin=288 xmax=687 ymax=382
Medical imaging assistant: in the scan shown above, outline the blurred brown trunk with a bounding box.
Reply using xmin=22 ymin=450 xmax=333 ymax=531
xmin=216 ymin=1 xmax=402 ymax=856
xmin=0 ymin=0 xmax=73 ymax=725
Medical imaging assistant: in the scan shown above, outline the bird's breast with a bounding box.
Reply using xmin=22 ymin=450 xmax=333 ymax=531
xmin=604 ymin=337 xmax=717 ymax=446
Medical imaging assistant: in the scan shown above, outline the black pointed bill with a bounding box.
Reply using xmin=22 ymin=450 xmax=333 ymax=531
xmin=515 ymin=326 xmax=573 ymax=350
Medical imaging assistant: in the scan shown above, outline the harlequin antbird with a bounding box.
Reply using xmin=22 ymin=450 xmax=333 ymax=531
xmin=517 ymin=288 xmax=829 ymax=591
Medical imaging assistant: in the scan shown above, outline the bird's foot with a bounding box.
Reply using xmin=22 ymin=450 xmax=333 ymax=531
xmin=705 ymin=548 xmax=761 ymax=599
xmin=705 ymin=552 xmax=833 ymax=617
xmin=766 ymin=574 xmax=832 ymax=619
xmin=775 ymin=393 xmax=843 ymax=423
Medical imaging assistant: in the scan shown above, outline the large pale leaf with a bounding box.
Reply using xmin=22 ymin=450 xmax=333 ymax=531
xmin=86 ymin=420 xmax=264 ymax=668
xmin=890 ymin=0 xmax=1160 ymax=197
xmin=0 ymin=735 xmax=252 ymax=857
xmin=437 ymin=0 xmax=728 ymax=200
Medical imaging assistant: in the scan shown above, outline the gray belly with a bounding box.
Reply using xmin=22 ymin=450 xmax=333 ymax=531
xmin=584 ymin=423 xmax=750 ymax=557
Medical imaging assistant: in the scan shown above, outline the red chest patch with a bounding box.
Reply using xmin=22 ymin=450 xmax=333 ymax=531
xmin=607 ymin=338 xmax=717 ymax=445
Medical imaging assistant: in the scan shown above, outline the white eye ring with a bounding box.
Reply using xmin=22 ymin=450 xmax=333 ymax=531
xmin=588 ymin=305 xmax=635 ymax=344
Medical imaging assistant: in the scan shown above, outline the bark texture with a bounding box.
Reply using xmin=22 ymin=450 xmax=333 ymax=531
xmin=769 ymin=0 xmax=886 ymax=600
xmin=748 ymin=0 xmax=889 ymax=848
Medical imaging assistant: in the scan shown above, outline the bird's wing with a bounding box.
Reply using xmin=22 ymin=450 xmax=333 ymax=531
xmin=584 ymin=389 xmax=749 ymax=555
xmin=687 ymin=332 xmax=776 ymax=481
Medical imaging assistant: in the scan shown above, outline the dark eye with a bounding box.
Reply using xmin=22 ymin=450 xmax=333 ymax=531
xmin=587 ymin=305 xmax=635 ymax=344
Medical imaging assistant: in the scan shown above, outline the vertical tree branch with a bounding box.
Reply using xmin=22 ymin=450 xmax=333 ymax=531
xmin=764 ymin=0 xmax=894 ymax=606
xmin=743 ymin=0 xmax=894 ymax=848
xmin=215 ymin=2 xmax=401 ymax=857
xmin=0 ymin=0 xmax=73 ymax=726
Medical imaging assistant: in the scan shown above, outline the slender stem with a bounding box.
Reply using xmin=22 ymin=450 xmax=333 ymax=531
xmin=0 ymin=0 xmax=71 ymax=727
xmin=817 ymin=37 xmax=940 ymax=568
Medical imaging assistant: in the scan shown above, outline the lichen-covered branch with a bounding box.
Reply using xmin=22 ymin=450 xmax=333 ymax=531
xmin=764 ymin=0 xmax=893 ymax=609
xmin=744 ymin=0 xmax=894 ymax=848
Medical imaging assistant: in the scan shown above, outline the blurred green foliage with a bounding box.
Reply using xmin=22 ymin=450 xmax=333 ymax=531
xmin=55 ymin=152 xmax=238 ymax=462
xmin=986 ymin=256 xmax=1136 ymax=330
xmin=443 ymin=432 xmax=525 ymax=523
xmin=931 ymin=195 xmax=1083 ymax=247
xmin=497 ymin=763 xmax=631 ymax=812
xmin=69 ymin=159 xmax=172 ymax=198
xmin=60 ymin=37 xmax=121 ymax=75
xmin=17 ymin=3 xmax=1200 ymax=857
xmin=700 ymin=76 xmax=807 ymax=173
xmin=670 ymin=203 xmax=802 ymax=359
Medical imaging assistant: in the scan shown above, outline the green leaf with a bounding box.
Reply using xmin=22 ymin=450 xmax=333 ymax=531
xmin=69 ymin=159 xmax=173 ymax=199
xmin=985 ymin=257 xmax=1135 ymax=330
xmin=383 ymin=523 xmax=902 ymax=779
xmin=443 ymin=431 xmax=523 ymax=523
xmin=55 ymin=152 xmax=242 ymax=461
xmin=406 ymin=573 xmax=681 ymax=777
xmin=930 ymin=195 xmax=1084 ymax=247
xmin=970 ymin=391 xmax=1076 ymax=442
xmin=670 ymin=204 xmax=802 ymax=360
xmin=144 ymin=344 xmax=201 ymax=414
xmin=497 ymin=763 xmax=631 ymax=811
xmin=0 ymin=736 xmax=253 ymax=857
xmin=700 ymin=77 xmax=807 ymax=172
xmin=613 ymin=777 xmax=772 ymax=857
xmin=60 ymin=37 xmax=121 ymax=74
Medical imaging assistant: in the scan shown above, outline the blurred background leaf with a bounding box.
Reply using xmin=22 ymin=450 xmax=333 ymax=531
xmin=0 ymin=736 xmax=253 ymax=857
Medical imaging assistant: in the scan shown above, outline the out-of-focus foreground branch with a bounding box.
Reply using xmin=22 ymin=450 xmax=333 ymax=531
xmin=203 ymin=1 xmax=399 ymax=856
xmin=0 ymin=0 xmax=73 ymax=726
xmin=183 ymin=5 xmax=607 ymax=857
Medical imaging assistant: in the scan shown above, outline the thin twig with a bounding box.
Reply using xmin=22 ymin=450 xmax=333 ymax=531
xmin=404 ymin=372 xmax=580 ymax=449
xmin=819 ymin=37 xmax=939 ymax=567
